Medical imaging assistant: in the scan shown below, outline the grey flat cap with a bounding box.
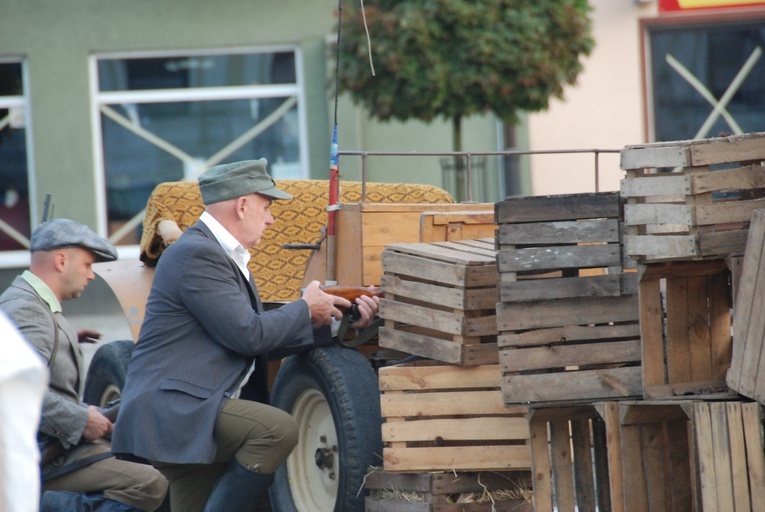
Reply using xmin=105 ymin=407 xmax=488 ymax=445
xmin=198 ymin=159 xmax=292 ymax=205
xmin=30 ymin=219 xmax=118 ymax=262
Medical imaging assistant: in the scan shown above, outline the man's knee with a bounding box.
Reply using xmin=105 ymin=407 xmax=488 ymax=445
xmin=239 ymin=410 xmax=298 ymax=474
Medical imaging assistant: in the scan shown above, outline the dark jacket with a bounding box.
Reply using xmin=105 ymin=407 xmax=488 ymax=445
xmin=112 ymin=222 xmax=312 ymax=464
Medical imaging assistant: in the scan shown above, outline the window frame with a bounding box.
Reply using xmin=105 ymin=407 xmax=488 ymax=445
xmin=0 ymin=57 xmax=36 ymax=268
xmin=88 ymin=45 xmax=310 ymax=247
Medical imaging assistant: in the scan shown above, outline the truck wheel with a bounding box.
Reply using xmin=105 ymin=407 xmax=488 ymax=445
xmin=83 ymin=340 xmax=134 ymax=407
xmin=269 ymin=345 xmax=382 ymax=512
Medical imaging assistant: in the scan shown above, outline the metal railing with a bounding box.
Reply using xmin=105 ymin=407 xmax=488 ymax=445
xmin=338 ymin=148 xmax=621 ymax=202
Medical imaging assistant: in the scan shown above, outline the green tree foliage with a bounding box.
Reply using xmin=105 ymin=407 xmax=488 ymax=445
xmin=337 ymin=0 xmax=594 ymax=151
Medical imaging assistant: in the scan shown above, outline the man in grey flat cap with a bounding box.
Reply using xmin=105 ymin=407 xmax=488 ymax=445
xmin=0 ymin=219 xmax=168 ymax=512
xmin=113 ymin=159 xmax=378 ymax=512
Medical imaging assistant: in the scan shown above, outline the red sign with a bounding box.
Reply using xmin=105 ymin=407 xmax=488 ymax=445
xmin=659 ymin=0 xmax=765 ymax=11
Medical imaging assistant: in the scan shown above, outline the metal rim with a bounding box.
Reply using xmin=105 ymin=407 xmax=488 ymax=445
xmin=286 ymin=388 xmax=339 ymax=511
xmin=99 ymin=383 xmax=122 ymax=408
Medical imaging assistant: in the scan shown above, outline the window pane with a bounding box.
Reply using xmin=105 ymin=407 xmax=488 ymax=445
xmin=0 ymin=61 xmax=30 ymax=252
xmin=649 ymin=21 xmax=765 ymax=142
xmin=98 ymin=52 xmax=296 ymax=91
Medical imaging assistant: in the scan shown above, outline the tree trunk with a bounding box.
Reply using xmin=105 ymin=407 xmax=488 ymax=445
xmin=452 ymin=115 xmax=465 ymax=201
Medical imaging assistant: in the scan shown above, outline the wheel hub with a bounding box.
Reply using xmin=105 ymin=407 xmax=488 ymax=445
xmin=286 ymin=388 xmax=339 ymax=510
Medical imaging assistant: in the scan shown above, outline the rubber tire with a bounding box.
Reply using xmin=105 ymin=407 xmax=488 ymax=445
xmin=269 ymin=345 xmax=383 ymax=512
xmin=83 ymin=340 xmax=134 ymax=407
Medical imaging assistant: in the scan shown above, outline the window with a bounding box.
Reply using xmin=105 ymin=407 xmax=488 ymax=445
xmin=646 ymin=17 xmax=765 ymax=142
xmin=92 ymin=48 xmax=308 ymax=245
xmin=0 ymin=59 xmax=32 ymax=257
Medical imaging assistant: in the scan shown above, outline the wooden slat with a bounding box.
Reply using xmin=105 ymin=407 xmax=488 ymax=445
xmin=624 ymin=203 xmax=693 ymax=227
xmin=624 ymin=234 xmax=698 ymax=259
xmin=709 ymin=271 xmax=733 ymax=383
xmin=497 ymin=218 xmax=620 ymax=245
xmin=496 ymin=294 xmax=639 ymax=331
xmin=382 ymin=274 xmax=498 ymax=310
xmin=497 ymin=243 xmax=621 ymax=273
xmin=692 ymin=164 xmax=765 ymax=194
xmin=382 ymin=445 xmax=531 ymax=472
xmin=730 ymin=209 xmax=765 ymax=399
xmin=620 ymin=173 xmax=691 ymax=197
xmin=665 ymin=275 xmax=693 ymax=384
xmin=641 ymin=423 xmax=668 ymax=511
xmin=711 ymin=403 xmax=736 ymax=511
xmin=688 ymin=134 xmax=765 ymax=166
xmin=529 ymin=419 xmax=553 ymax=512
xmin=550 ymin=420 xmax=576 ymax=512
xmin=500 ymin=273 xmax=636 ymax=302
xmin=620 ymin=144 xmax=690 ymax=170
xmin=385 ymin=241 xmax=497 ymax=265
xmin=571 ymin=419 xmax=596 ymax=511
xmin=591 ymin=415 xmax=612 ymax=512
xmin=726 ymin=402 xmax=752 ymax=512
xmin=380 ymin=299 xmax=497 ymax=337
xmin=694 ymin=403 xmax=719 ymax=512
xmin=495 ymin=192 xmax=621 ymax=224
xmin=697 ymin=229 xmax=750 ymax=256
xmin=619 ymin=422 xmax=649 ymax=512
xmin=640 ymin=278 xmax=665 ymax=389
xmin=666 ymin=416 xmax=693 ymax=510
xmin=381 ymin=416 xmax=528 ymax=443
xmin=620 ymin=132 xmax=765 ymax=169
xmin=695 ymin=198 xmax=765 ymax=225
xmin=382 ymin=250 xmax=498 ymax=288
xmin=742 ymin=403 xmax=765 ymax=512
xmin=498 ymin=323 xmax=641 ymax=348
xmin=500 ymin=340 xmax=641 ymax=372
xmin=379 ymin=326 xmax=476 ymax=365
xmin=379 ymin=364 xmax=501 ymax=391
xmin=381 ymin=390 xmax=507 ymax=417
xmin=502 ymin=366 xmax=642 ymax=404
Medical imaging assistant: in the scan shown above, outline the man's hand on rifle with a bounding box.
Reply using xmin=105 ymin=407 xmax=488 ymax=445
xmin=348 ymin=293 xmax=379 ymax=329
xmin=302 ymin=280 xmax=351 ymax=327
xmin=83 ymin=405 xmax=114 ymax=441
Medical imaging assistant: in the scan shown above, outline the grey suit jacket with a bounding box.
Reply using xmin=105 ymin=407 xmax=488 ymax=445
xmin=0 ymin=276 xmax=89 ymax=448
xmin=112 ymin=222 xmax=313 ymax=464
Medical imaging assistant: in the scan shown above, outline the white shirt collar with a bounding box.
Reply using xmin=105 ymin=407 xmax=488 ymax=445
xmin=199 ymin=211 xmax=251 ymax=279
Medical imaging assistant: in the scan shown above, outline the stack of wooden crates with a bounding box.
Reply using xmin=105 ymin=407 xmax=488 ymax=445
xmin=366 ymin=132 xmax=765 ymax=512
xmin=493 ymin=133 xmax=765 ymax=512
xmin=369 ymin=237 xmax=534 ymax=511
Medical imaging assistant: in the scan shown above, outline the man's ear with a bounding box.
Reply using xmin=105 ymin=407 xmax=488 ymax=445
xmin=53 ymin=250 xmax=68 ymax=272
xmin=235 ymin=196 xmax=248 ymax=219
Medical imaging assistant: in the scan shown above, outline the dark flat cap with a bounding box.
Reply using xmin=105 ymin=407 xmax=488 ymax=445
xmin=30 ymin=219 xmax=118 ymax=262
xmin=198 ymin=159 xmax=292 ymax=205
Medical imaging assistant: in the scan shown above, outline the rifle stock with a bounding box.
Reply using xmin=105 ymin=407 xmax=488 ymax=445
xmin=320 ymin=285 xmax=383 ymax=315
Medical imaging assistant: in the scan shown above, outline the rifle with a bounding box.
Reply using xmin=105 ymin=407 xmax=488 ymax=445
xmin=321 ymin=286 xmax=383 ymax=347
xmin=321 ymin=285 xmax=383 ymax=320
xmin=39 ymin=398 xmax=121 ymax=467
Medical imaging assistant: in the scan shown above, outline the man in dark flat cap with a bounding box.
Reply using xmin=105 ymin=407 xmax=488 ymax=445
xmin=0 ymin=219 xmax=168 ymax=511
xmin=113 ymin=159 xmax=379 ymax=512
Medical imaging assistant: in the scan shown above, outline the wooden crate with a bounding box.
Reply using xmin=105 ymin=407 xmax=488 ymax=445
xmin=728 ymin=208 xmax=765 ymax=403
xmin=364 ymin=469 xmax=533 ymax=512
xmin=598 ymin=401 xmax=698 ymax=512
xmin=379 ymin=239 xmax=499 ymax=366
xmin=534 ymin=401 xmax=765 ymax=512
xmin=639 ymin=260 xmax=736 ymax=400
xmin=495 ymin=191 xmax=642 ymax=405
xmin=528 ymin=406 xmax=612 ymax=512
xmin=620 ymin=132 xmax=765 ymax=262
xmin=332 ymin=202 xmax=494 ymax=286
xmin=419 ymin=210 xmax=496 ymax=243
xmin=378 ymin=363 xmax=531 ymax=473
